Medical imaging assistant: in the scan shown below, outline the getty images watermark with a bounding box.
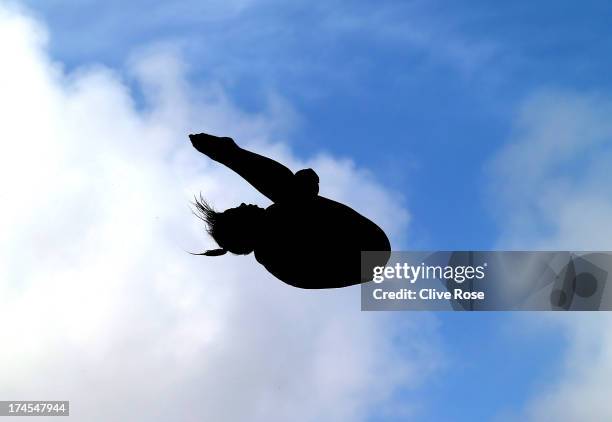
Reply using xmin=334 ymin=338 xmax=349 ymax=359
xmin=372 ymin=259 xmax=488 ymax=301
xmin=361 ymin=251 xmax=612 ymax=311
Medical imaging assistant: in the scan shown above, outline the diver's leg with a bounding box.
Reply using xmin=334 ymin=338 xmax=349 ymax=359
xmin=189 ymin=132 xmax=294 ymax=203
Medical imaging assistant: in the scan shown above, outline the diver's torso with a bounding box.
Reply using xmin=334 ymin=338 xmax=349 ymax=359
xmin=253 ymin=196 xmax=390 ymax=289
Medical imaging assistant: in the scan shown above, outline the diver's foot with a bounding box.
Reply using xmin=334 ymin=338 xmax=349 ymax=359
xmin=189 ymin=132 xmax=237 ymax=159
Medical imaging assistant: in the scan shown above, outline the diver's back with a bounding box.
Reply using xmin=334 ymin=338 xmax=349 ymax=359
xmin=254 ymin=196 xmax=390 ymax=288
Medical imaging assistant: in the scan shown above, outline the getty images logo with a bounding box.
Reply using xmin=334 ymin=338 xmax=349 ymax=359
xmin=372 ymin=262 xmax=488 ymax=284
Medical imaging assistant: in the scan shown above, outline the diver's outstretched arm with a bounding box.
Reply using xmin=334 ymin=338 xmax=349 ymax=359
xmin=190 ymin=132 xmax=317 ymax=203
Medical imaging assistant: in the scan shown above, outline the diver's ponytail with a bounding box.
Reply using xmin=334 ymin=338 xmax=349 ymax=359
xmin=188 ymin=248 xmax=227 ymax=256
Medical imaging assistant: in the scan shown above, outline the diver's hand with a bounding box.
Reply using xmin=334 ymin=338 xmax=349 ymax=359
xmin=189 ymin=132 xmax=237 ymax=159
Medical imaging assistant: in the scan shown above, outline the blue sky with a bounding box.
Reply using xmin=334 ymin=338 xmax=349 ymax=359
xmin=24 ymin=0 xmax=612 ymax=250
xmin=7 ymin=1 xmax=612 ymax=420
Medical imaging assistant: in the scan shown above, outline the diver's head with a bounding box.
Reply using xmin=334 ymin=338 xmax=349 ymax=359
xmin=193 ymin=196 xmax=264 ymax=255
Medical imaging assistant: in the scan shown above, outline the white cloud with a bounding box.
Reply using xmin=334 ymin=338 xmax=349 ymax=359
xmin=489 ymin=90 xmax=612 ymax=250
xmin=0 ymin=6 xmax=435 ymax=421
xmin=523 ymin=313 xmax=612 ymax=422
xmin=490 ymin=90 xmax=612 ymax=421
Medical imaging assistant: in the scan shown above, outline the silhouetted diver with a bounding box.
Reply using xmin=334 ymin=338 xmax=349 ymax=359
xmin=189 ymin=132 xmax=391 ymax=289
